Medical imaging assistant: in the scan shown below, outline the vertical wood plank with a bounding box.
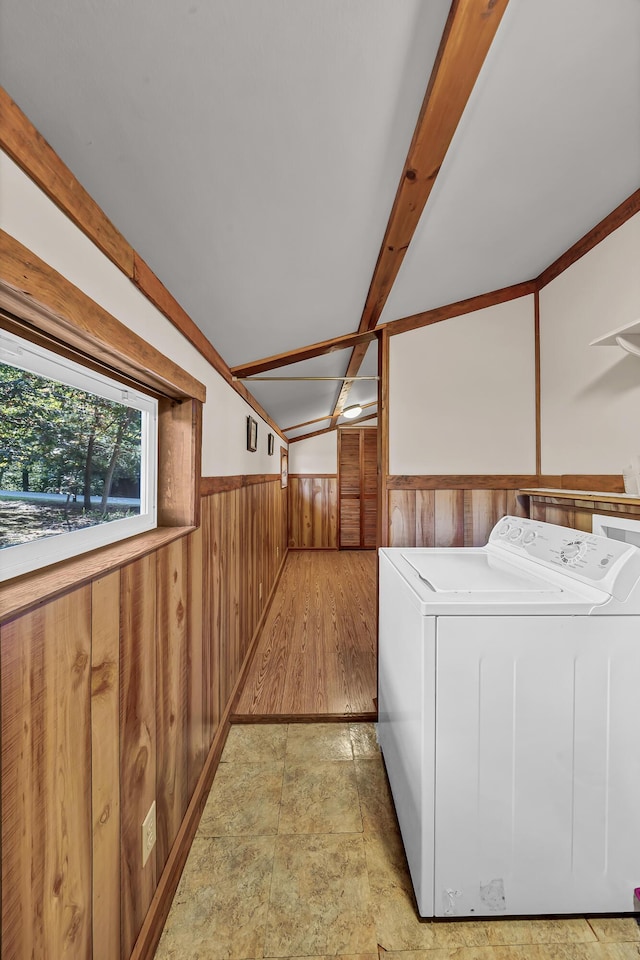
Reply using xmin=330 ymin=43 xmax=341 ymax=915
xmin=156 ymin=539 xmax=189 ymax=872
xmin=210 ymin=491 xmax=223 ymax=743
xmin=388 ymin=490 xmax=416 ymax=546
xmin=415 ymin=490 xmax=435 ymax=546
xmin=120 ymin=555 xmax=157 ymax=958
xmin=574 ymin=509 xmax=593 ymax=532
xmin=2 ymin=589 xmax=92 ymax=960
xmin=434 ymin=490 xmax=465 ymax=546
xmin=187 ymin=524 xmax=205 ymax=798
xmin=91 ymin=572 xmax=121 ymax=960
xmin=466 ymin=489 xmax=507 ymax=546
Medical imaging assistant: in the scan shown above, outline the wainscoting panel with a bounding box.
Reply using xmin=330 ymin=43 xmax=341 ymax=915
xmin=288 ymin=475 xmax=338 ymax=548
xmin=0 ymin=476 xmax=288 ymax=960
xmin=388 ymin=485 xmax=526 ymax=547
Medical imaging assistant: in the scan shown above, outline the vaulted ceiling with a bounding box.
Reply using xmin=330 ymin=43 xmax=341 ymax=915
xmin=1 ymin=0 xmax=639 ymax=440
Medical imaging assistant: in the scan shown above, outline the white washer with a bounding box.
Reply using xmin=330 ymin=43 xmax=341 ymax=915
xmin=378 ymin=515 xmax=640 ymax=919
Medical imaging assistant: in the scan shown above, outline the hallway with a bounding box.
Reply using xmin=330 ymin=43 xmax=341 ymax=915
xmin=234 ymin=551 xmax=377 ymax=720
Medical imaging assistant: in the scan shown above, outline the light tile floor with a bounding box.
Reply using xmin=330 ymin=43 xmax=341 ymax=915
xmin=155 ymin=723 xmax=640 ymax=960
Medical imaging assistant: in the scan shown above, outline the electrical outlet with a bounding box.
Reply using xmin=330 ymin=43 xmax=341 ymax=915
xmin=142 ymin=800 xmax=156 ymax=867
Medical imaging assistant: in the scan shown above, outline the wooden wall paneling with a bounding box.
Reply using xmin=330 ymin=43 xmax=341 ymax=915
xmin=208 ymin=493 xmax=222 ymax=747
xmin=91 ymin=572 xmax=121 ymax=960
xmin=434 ymin=490 xmax=465 ymax=546
xmin=288 ymin=476 xmax=338 ymax=549
xmin=465 ymin=489 xmax=508 ymax=546
xmin=388 ymin=490 xmax=417 ymax=547
xmin=187 ymin=525 xmax=205 ymax=798
xmin=573 ymin=509 xmax=594 ymax=533
xmin=530 ymin=500 xmax=547 ymax=522
xmin=505 ymin=489 xmax=528 ymax=519
xmin=542 ymin=504 xmax=575 ymax=528
xmin=415 ymin=490 xmax=435 ymax=546
xmin=120 ymin=555 xmax=157 ymax=958
xmin=157 ymin=398 xmax=202 ymax=527
xmin=156 ymin=539 xmax=189 ymax=873
xmin=1 ymin=589 xmax=92 ymax=960
xmin=219 ymin=489 xmax=241 ymax=709
xmin=200 ymin=496 xmax=214 ymax=751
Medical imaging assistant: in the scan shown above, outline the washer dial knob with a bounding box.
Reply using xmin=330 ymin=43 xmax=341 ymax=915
xmin=561 ymin=540 xmax=585 ymax=564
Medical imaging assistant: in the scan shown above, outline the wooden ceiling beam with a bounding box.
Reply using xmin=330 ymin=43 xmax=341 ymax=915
xmin=283 ymin=400 xmax=377 ymax=434
xmin=330 ymin=0 xmax=510 ymax=423
xmin=230 ymin=328 xmax=377 ymax=378
xmin=289 ymin=412 xmax=378 ymax=444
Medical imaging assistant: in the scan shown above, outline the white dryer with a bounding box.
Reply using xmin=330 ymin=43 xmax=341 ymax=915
xmin=378 ymin=515 xmax=640 ymax=919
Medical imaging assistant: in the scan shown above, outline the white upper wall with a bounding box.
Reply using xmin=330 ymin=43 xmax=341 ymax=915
xmin=539 ymin=211 xmax=640 ymax=474
xmin=288 ymin=432 xmax=337 ymax=474
xmin=0 ymin=150 xmax=286 ymax=476
xmin=389 ymin=296 xmax=536 ymax=474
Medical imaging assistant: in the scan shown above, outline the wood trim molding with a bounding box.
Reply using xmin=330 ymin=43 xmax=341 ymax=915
xmin=289 ymin=412 xmax=377 ymax=443
xmin=289 ymin=474 xmax=337 ymax=479
xmin=384 ymin=281 xmax=537 ymax=337
xmin=358 ymin=0 xmax=510 ymax=333
xmin=132 ymin=254 xmax=287 ymax=442
xmin=0 ymin=230 xmax=206 ymax=402
xmin=330 ymin=341 xmax=373 ymax=423
xmin=388 ymin=475 xmax=543 ymax=490
xmin=0 ymin=526 xmax=195 ymax=624
xmin=537 ymin=188 xmax=640 ymax=289
xmin=200 ymin=474 xmax=281 ymax=496
xmin=331 ymin=0 xmax=510 ymax=421
xmin=129 ymin=549 xmax=288 ymax=960
xmin=283 ymin=401 xmax=377 ymax=434
xmin=0 ymin=88 xmax=135 ymax=275
xmin=386 ymin=474 xmax=624 ymax=492
xmin=379 ymin=329 xmax=390 ymax=548
xmin=0 ymin=90 xmax=288 ymax=441
xmin=133 ymin=253 xmax=228 ymax=382
xmin=534 ymin=288 xmax=541 ymax=475
xmin=230 ymin=329 xmax=378 ymax=378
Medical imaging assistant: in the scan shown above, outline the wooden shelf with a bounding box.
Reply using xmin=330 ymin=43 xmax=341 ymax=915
xmin=519 ymin=487 xmax=640 ymax=506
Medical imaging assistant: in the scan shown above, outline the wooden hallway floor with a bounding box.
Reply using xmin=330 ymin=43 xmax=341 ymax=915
xmin=234 ymin=550 xmax=377 ymax=720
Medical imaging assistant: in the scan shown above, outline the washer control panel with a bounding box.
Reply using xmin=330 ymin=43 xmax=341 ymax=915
xmin=490 ymin=516 xmax=635 ymax=583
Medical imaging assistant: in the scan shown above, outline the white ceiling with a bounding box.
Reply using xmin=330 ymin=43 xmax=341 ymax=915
xmin=1 ymin=0 xmax=638 ymax=436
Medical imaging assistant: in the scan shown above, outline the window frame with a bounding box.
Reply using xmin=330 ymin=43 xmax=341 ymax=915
xmin=0 ymin=326 xmax=159 ymax=582
xmin=0 ymin=228 xmax=205 ymax=606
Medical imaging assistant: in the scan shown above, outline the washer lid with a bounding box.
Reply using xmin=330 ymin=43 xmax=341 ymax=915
xmin=402 ymin=552 xmax=564 ymax=594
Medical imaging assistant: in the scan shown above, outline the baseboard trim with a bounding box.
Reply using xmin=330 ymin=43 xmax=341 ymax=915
xmin=231 ymin=711 xmax=377 ymax=724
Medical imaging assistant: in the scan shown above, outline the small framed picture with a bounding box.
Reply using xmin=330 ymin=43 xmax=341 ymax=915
xmin=267 ymin=432 xmax=275 ymax=456
xmin=280 ymin=447 xmax=288 ymax=488
xmin=247 ymin=416 xmax=258 ymax=452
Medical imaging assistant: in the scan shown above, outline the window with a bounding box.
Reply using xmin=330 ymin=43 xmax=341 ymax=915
xmin=0 ymin=328 xmax=157 ymax=581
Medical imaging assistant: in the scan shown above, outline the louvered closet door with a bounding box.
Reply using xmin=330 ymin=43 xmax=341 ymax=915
xmin=338 ymin=428 xmax=378 ymax=549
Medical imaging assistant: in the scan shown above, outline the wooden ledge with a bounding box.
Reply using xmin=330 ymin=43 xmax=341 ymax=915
xmin=519 ymin=488 xmax=640 ymax=506
xmin=0 ymin=526 xmax=195 ymax=623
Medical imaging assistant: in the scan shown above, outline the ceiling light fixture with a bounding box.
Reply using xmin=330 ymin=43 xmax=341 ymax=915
xmin=342 ymin=404 xmax=363 ymax=420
